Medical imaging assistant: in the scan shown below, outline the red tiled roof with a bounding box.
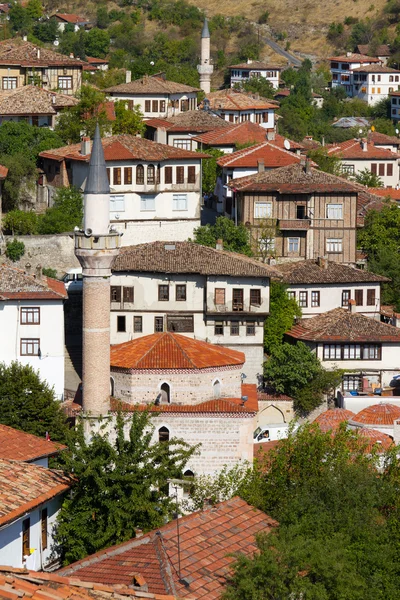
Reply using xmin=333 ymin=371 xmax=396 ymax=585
xmin=86 ymin=56 xmax=109 ymax=64
xmin=0 ymin=459 xmax=72 ymax=527
xmin=368 ymin=131 xmax=400 ymax=146
xmin=287 ymin=308 xmax=400 ymax=343
xmin=0 ymin=424 xmax=66 ymax=462
xmin=52 ymin=13 xmax=88 ymax=23
xmin=0 ymin=264 xmax=67 ymax=300
xmin=0 ymin=164 xmax=7 ymax=178
xmin=370 ymin=187 xmax=400 ymax=200
xmin=381 ymin=305 xmax=400 ymax=319
xmin=105 ymin=75 xmax=199 ymax=95
xmin=351 ymin=403 xmax=400 ymax=426
xmin=111 ymin=396 xmax=257 ymax=415
xmin=40 ymin=134 xmax=209 ymax=162
xmin=258 ymin=387 xmax=293 ymax=401
xmin=194 ymin=121 xmax=268 ymax=146
xmin=314 ymin=408 xmax=356 ymax=432
xmin=229 ymin=61 xmax=282 ymax=70
xmin=352 ymin=64 xmax=399 ymax=73
xmin=202 ymin=89 xmax=276 ymax=111
xmin=274 ymin=259 xmax=389 ymax=284
xmin=0 ymin=568 xmax=181 ymax=600
xmin=327 ymin=138 xmax=400 ymax=160
xmin=328 ymin=53 xmax=380 ymax=63
xmin=357 ymin=428 xmax=394 ymax=452
xmin=217 ymin=141 xmax=304 ymax=168
xmin=0 ymin=39 xmax=83 ymax=67
xmin=145 ymin=113 xmax=231 ymax=134
xmin=58 ymin=497 xmax=278 ymax=599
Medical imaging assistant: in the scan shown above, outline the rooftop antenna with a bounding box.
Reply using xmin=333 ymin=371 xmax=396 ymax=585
xmin=168 ymin=480 xmax=191 ymax=587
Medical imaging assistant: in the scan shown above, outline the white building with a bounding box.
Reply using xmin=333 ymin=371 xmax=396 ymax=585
xmin=229 ymin=60 xmax=282 ymax=89
xmin=104 ymin=74 xmax=199 ymax=119
xmin=0 ymin=458 xmax=71 ymax=570
xmin=200 ymin=89 xmax=277 ymax=129
xmin=275 ymin=258 xmax=388 ymax=319
xmin=39 ymin=135 xmax=207 ymax=246
xmin=0 ymin=264 xmax=66 ymax=399
xmin=329 ymin=52 xmax=381 ymax=95
xmin=51 ymin=13 xmax=90 ymax=32
xmin=327 ymin=138 xmax=400 ymax=187
xmin=351 ymin=64 xmax=400 ymax=106
xmin=110 ymin=241 xmax=277 ymax=384
xmin=389 ymin=90 xmax=400 ymax=122
xmin=286 ymin=305 xmax=400 ymax=393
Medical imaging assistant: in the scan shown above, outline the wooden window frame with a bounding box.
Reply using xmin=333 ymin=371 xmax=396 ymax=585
xmin=20 ymin=338 xmax=40 ymax=356
xmin=144 ymin=100 xmax=151 ymax=112
xmin=152 ymin=100 xmax=158 ymax=113
xmin=230 ymin=321 xmax=239 ymax=336
xmin=387 ymin=163 xmax=393 ymax=177
xmin=367 ymin=289 xmax=376 ymax=306
xmin=123 ymin=287 xmax=134 ymax=303
xmin=147 ymin=164 xmax=155 ymax=185
xmin=215 ymin=288 xmax=226 ymax=305
xmin=246 ymin=321 xmax=256 ymax=336
xmin=232 ymin=288 xmax=244 ymax=312
xmin=113 ymin=168 xmax=121 ymax=186
xmin=134 ymin=316 xmax=142 ymax=332
xmin=299 ymin=291 xmax=308 ymax=308
xmin=160 ymin=100 xmax=166 ymax=112
xmin=187 ymin=166 xmax=196 ymax=184
xmin=154 ymin=316 xmax=164 ymax=332
xmin=111 ymin=286 xmax=121 ymax=302
xmin=379 ymin=163 xmax=385 ymax=177
xmin=311 ymin=291 xmax=320 ymax=307
xmin=175 ymin=284 xmax=187 ymax=301
xmin=136 ymin=164 xmax=144 ymax=185
xmin=41 ymin=508 xmax=48 ymax=551
xmin=176 ymin=166 xmax=184 ymax=184
xmin=342 ymin=290 xmax=350 ymax=307
xmin=158 ymin=285 xmax=169 ymax=301
xmin=214 ymin=321 xmax=224 ymax=335
xmin=22 ymin=518 xmax=30 ymax=560
xmin=165 ymin=166 xmax=173 ymax=184
xmin=250 ymin=289 xmax=261 ymax=306
xmin=21 ymin=307 xmax=40 ymax=325
xmin=355 ymin=289 xmax=363 ymax=306
xmin=124 ymin=167 xmax=132 ymax=185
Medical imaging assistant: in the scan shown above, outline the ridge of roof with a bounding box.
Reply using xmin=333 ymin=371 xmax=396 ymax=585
xmin=105 ymin=75 xmax=200 ymax=94
xmin=217 ymin=140 xmax=304 ymax=168
xmin=0 ymin=263 xmax=67 ymax=299
xmin=0 ymin=424 xmax=66 ymax=462
xmin=328 ymin=53 xmax=380 ymax=62
xmin=327 ymin=138 xmax=400 ymax=159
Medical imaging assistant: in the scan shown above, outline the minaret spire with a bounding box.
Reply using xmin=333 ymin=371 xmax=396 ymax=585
xmin=75 ymin=124 xmax=121 ymax=418
xmin=197 ymin=17 xmax=213 ymax=94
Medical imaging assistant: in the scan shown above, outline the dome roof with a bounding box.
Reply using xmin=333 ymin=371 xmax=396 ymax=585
xmin=315 ymin=408 xmax=355 ymax=432
xmin=352 ymin=403 xmax=400 ymax=426
xmin=110 ymin=332 xmax=245 ymax=370
xmin=356 ymin=428 xmax=393 ymax=453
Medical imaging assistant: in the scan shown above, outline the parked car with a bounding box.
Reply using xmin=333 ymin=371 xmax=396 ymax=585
xmin=62 ymin=268 xmax=83 ymax=292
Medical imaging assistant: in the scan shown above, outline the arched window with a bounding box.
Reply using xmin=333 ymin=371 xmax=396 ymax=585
xmin=159 ymin=426 xmax=170 ymax=442
xmin=160 ymin=382 xmax=171 ymax=404
xmin=147 ymin=164 xmax=155 ymax=184
xmin=390 ymin=75 xmax=394 ymax=82
xmin=136 ymin=164 xmax=144 ymax=185
xmin=183 ymin=469 xmax=194 ymax=497
xmin=213 ymin=379 xmax=221 ymax=398
xmin=110 ymin=376 xmax=115 ymax=397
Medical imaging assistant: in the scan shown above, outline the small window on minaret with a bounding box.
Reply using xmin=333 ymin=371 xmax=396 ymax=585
xmin=117 ymin=316 xmax=126 ymax=332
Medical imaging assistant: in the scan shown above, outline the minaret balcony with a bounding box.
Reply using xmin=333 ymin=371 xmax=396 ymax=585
xmin=197 ymin=65 xmax=214 ymax=75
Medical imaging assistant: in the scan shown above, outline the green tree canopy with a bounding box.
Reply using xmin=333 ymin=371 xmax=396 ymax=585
xmin=264 ymin=282 xmax=301 ymax=355
xmin=192 ymin=216 xmax=253 ymax=256
xmin=56 ymin=410 xmax=196 ymax=564
xmin=55 ymin=85 xmax=111 ymax=144
xmin=354 ymin=167 xmax=383 ymax=187
xmin=308 ymin=147 xmax=342 ymax=175
xmin=0 ymin=361 xmax=68 ymax=442
xmin=85 ymin=28 xmax=110 ymax=59
xmin=112 ymin=101 xmax=145 ymax=135
xmin=38 ymin=187 xmax=83 ymax=234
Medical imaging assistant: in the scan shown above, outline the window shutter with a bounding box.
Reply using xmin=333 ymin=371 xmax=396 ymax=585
xmin=387 ymin=163 xmax=393 ymax=176
xmin=379 ymin=163 xmax=385 ymax=176
xmin=355 ymin=289 xmax=363 ymax=306
xmin=367 ymin=289 xmax=375 ymax=306
xmin=165 ymin=166 xmax=173 ymax=184
xmin=176 ymin=166 xmax=184 ymax=184
xmin=215 ymin=288 xmax=226 ymax=305
xmin=111 ymin=286 xmax=121 ymax=302
xmin=371 ymin=163 xmax=377 ymax=175
xmin=145 ymin=100 xmax=151 ymax=112
xmin=123 ymin=287 xmax=134 ymax=303
xmin=188 ymin=166 xmax=196 ymax=183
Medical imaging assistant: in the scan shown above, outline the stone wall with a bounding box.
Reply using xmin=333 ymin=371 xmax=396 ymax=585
xmin=1 ymin=234 xmax=79 ymax=276
xmin=112 ymin=366 xmax=243 ymax=405
xmin=257 ymin=399 xmax=295 ymax=428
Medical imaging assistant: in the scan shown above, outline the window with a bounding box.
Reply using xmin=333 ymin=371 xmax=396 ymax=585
xmin=41 ymin=508 xmax=48 ymax=551
xmin=213 ymin=379 xmax=221 ymax=398
xmin=326 ymin=204 xmax=343 ymax=219
xmin=379 ymin=163 xmax=385 ymax=177
xmin=342 ymin=164 xmax=355 ymax=175
xmin=176 ymin=284 xmax=186 ymax=301
xmin=160 ymin=382 xmax=170 ymax=403
xmin=181 ymin=99 xmax=189 ymax=111
xmin=111 ymin=286 xmax=121 ymax=302
xmin=390 ymin=75 xmax=394 ymax=82
xmin=32 ymin=116 xmax=39 ymax=127
xmin=233 ymin=288 xmax=244 ymax=311
xmin=20 ymin=338 xmax=39 ymax=356
xmin=3 ymin=76 xmax=17 ymax=90
xmin=113 ymin=168 xmax=121 ymax=185
xmin=183 ymin=470 xmax=194 ymax=497
xmin=164 ymin=166 xmax=173 ymax=184
xmin=215 ymin=288 xmax=226 ymax=305
xmin=110 ymin=195 xmax=125 ymax=212
xmin=372 ymin=87 xmax=375 ymax=94
xmin=173 ymin=139 xmax=191 ymax=150
xmin=250 ymin=289 xmax=261 ymax=306
xmin=296 ymin=205 xmax=306 ymax=219
xmin=124 ymin=167 xmax=132 ymax=185
xmin=342 ymin=290 xmax=350 ymax=307
xmin=355 ymin=289 xmax=363 ymax=306
xmin=387 ymin=163 xmax=393 ymax=177
xmin=117 ymin=315 xmax=126 ymax=332
xmin=176 ymin=166 xmax=184 ymax=184
xmin=160 ymin=100 xmax=166 ymax=112
xmin=154 ymin=316 xmax=164 ymax=332
xmin=396 ymin=76 xmax=399 ymax=82
xmin=246 ymin=321 xmax=256 ymax=336
xmin=323 ymin=344 xmax=341 ymax=360
xmin=254 ymin=202 xmax=272 ymax=218
xmin=367 ymin=289 xmax=376 ymax=306
xmin=134 ymin=316 xmax=142 ymax=332
xmin=343 ymin=375 xmax=362 ymax=391
xmin=173 ymin=194 xmax=188 ymax=210
xmin=230 ymin=321 xmax=239 ymax=335
xmin=371 ymin=163 xmax=377 ymax=175
xmin=136 ymin=164 xmax=144 ymax=185
xmin=158 ymin=285 xmax=169 ymax=301
xmin=167 ymin=315 xmax=194 ymax=332
xmin=58 ymin=76 xmax=72 ymax=90
xmin=123 ymin=287 xmax=134 ymax=303
xmin=147 ymin=164 xmax=155 ymax=185
xmin=21 ymin=307 xmax=40 ymax=324
xmin=215 ymin=321 xmax=224 ymax=335
xmin=188 ymin=166 xmax=196 ymax=183
xmin=311 ymin=291 xmax=320 ymax=307
xmin=144 ymin=100 xmax=151 ymax=112
xmin=22 ymin=518 xmax=30 ymax=560
xmin=288 ymin=238 xmax=299 ymax=253
xmin=140 ymin=195 xmax=156 ymax=211
xmin=326 ymin=238 xmax=342 ymax=253
xmin=343 ymin=344 xmax=361 ymax=359
xmin=287 ymin=291 xmax=296 ymax=300
xmin=152 ymin=100 xmax=158 ymax=112
xmin=299 ymin=291 xmax=308 ymax=308
xmin=158 ymin=426 xmax=169 ymax=442
xmin=363 ymin=344 xmax=381 ymax=359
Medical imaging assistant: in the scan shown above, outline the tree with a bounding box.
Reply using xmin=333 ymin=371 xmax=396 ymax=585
xmin=33 ymin=18 xmax=59 ymax=43
xmin=0 ymin=120 xmax=63 ymax=163
xmin=112 ymin=101 xmax=145 ymax=135
xmin=55 ymin=85 xmax=111 ymax=143
xmin=26 ymin=0 xmax=43 ymax=20
xmin=235 ymin=77 xmax=275 ymax=100
xmin=85 ymin=28 xmax=110 ymax=59
xmin=192 ymin=216 xmax=253 ymax=256
xmin=308 ymin=147 xmax=342 ymax=175
xmin=9 ymin=3 xmax=30 ymax=33
xmin=5 ymin=239 xmax=25 ymax=262
xmin=38 ymin=187 xmax=83 ymax=234
xmin=56 ymin=410 xmax=196 ymax=564
xmin=264 ymin=282 xmax=301 ymax=355
xmin=354 ymin=168 xmax=383 ymax=187
xmin=198 ymin=148 xmax=224 ymax=196
xmin=0 ymin=361 xmax=68 ymax=442
xmin=2 ymin=210 xmax=38 ymax=235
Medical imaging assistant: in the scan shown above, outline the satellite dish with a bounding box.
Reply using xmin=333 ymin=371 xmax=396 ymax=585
xmin=150 ymin=61 xmax=154 ymax=66
xmin=284 ymin=139 xmax=291 ymax=150
xmin=53 ymin=40 xmax=59 ymax=46
xmin=359 ymin=128 xmax=363 ymax=134
xmin=396 ymin=128 xmax=399 ymax=135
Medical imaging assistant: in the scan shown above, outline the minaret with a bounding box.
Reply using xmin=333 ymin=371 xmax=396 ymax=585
xmin=75 ymin=124 xmax=121 ymax=417
xmin=197 ymin=18 xmax=213 ymax=94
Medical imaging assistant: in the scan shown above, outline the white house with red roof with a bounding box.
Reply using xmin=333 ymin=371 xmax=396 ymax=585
xmin=329 ymin=52 xmax=381 ymax=95
xmin=0 ymin=424 xmax=66 ymax=467
xmin=200 ymin=89 xmax=277 ymax=129
xmin=0 ymin=264 xmax=67 ymax=399
xmin=39 ymin=134 xmax=208 ymax=245
xmin=51 ymin=13 xmax=90 ymax=32
xmin=351 ymin=64 xmax=400 ymax=105
xmin=229 ymin=60 xmax=282 ymax=89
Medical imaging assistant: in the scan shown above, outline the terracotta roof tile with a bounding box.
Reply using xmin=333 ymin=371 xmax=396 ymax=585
xmin=327 ymin=138 xmax=400 ymax=159
xmin=0 ymin=264 xmax=67 ymax=300
xmin=52 ymin=13 xmax=88 ymax=23
xmin=201 ymin=90 xmax=276 ymax=111
xmin=369 ymin=187 xmax=400 ymax=200
xmin=58 ymin=497 xmax=278 ymax=599
xmin=258 ymin=387 xmax=293 ymax=401
xmin=0 ymin=424 xmax=66 ymax=462
xmin=112 ymin=241 xmax=278 ymax=278
xmin=217 ymin=141 xmax=304 ymax=168
xmin=194 ymin=124 xmax=303 ymax=150
xmin=287 ymin=308 xmax=400 ymax=343
xmin=229 ymin=61 xmax=282 ymax=70
xmin=40 ymin=135 xmax=208 ymax=162
xmin=0 ymin=459 xmax=72 ymax=527
xmin=352 ymin=64 xmax=399 ymax=73
xmin=110 ymin=332 xmax=245 ymax=370
xmin=0 ymin=164 xmax=8 ymax=178
xmin=105 ymin=75 xmax=199 ymax=95
xmin=0 ymin=39 xmax=83 ymax=67
xmin=111 ymin=396 xmax=257 ymax=415
xmin=314 ymin=408 xmax=356 ymax=432
xmin=356 ymin=428 xmax=394 ymax=452
xmin=274 ymin=259 xmax=389 ymax=284
xmin=164 ymin=111 xmax=230 ymax=133
xmin=351 ymin=403 xmax=400 ymax=426
xmin=0 ymin=85 xmax=78 ymax=116
xmin=328 ymin=53 xmax=380 ymax=63
xmin=367 ymin=131 xmax=400 ymax=146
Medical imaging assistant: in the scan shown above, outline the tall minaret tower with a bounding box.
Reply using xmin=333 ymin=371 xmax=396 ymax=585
xmin=197 ymin=18 xmax=213 ymax=94
xmin=75 ymin=125 xmax=121 ymax=417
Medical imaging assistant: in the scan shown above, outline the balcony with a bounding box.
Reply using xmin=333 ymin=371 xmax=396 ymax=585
xmin=278 ymin=219 xmax=311 ymax=230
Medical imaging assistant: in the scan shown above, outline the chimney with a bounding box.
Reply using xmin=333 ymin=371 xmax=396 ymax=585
xmin=81 ymin=136 xmax=91 ymax=156
xmin=35 ymin=265 xmax=42 ymax=280
xmin=305 ymin=158 xmax=311 ymax=174
xmin=258 ymin=159 xmax=265 ymax=173
xmin=216 ymin=239 xmax=223 ymax=251
xmin=247 ymin=58 xmax=253 ymax=64
xmin=361 ymin=138 xmax=368 ymax=152
xmin=25 ymin=262 xmax=31 ymax=274
xmin=37 ymin=48 xmax=40 ymax=59
xmin=130 ymin=574 xmax=148 ymax=593
xmin=317 ymin=256 xmax=328 ymax=269
xmin=348 ymin=299 xmax=356 ymax=313
xmin=69 ymin=53 xmax=74 ymax=59
xmin=125 ymin=70 xmax=132 ymax=84
xmin=346 ymin=51 xmax=352 ymax=57
xmin=22 ymin=35 xmax=27 ymax=42
xmin=266 ymin=129 xmax=275 ymax=141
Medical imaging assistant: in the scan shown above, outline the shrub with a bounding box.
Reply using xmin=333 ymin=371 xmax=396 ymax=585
xmin=258 ymin=10 xmax=269 ymax=24
xmin=5 ymin=239 xmax=25 ymax=262
xmin=2 ymin=210 xmax=38 ymax=235
xmin=42 ymin=267 xmax=58 ymax=279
